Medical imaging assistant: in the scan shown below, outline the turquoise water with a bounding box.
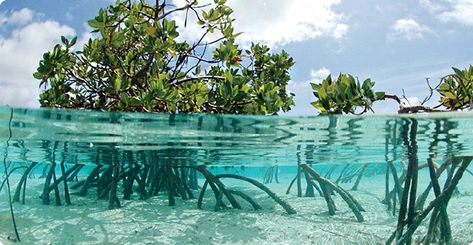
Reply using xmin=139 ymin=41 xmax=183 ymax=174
xmin=1 ymin=106 xmax=473 ymax=244
xmin=1 ymin=107 xmax=473 ymax=166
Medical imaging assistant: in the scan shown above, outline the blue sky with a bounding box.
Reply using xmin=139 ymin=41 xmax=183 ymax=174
xmin=0 ymin=0 xmax=472 ymax=115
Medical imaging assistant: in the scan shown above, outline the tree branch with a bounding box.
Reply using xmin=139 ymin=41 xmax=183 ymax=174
xmin=398 ymin=106 xmax=446 ymax=114
xmin=383 ymin=94 xmax=401 ymax=104
xmin=171 ymin=75 xmax=225 ymax=86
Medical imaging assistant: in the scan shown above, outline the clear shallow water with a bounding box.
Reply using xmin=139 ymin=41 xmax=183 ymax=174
xmin=1 ymin=106 xmax=473 ymax=167
xmin=1 ymin=106 xmax=473 ymax=244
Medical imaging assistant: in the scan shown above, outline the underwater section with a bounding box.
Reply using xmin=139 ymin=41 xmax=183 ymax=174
xmin=1 ymin=106 xmax=473 ymax=244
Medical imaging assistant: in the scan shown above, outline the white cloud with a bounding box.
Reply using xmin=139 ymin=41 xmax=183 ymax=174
xmin=390 ymin=18 xmax=431 ymax=40
xmin=400 ymin=97 xmax=422 ymax=108
xmin=310 ymin=67 xmax=331 ymax=82
xmin=419 ymin=0 xmax=446 ymax=13
xmin=438 ymin=0 xmax=473 ymax=26
xmin=332 ymin=24 xmax=349 ymax=39
xmin=420 ymin=0 xmax=473 ymax=26
xmin=0 ymin=0 xmax=4 ymax=6
xmin=172 ymin=0 xmax=348 ymax=48
xmin=0 ymin=9 xmax=75 ymax=107
xmin=0 ymin=8 xmax=34 ymax=26
xmin=8 ymin=8 xmax=34 ymax=26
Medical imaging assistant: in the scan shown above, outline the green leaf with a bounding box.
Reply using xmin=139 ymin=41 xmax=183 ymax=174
xmin=128 ymin=97 xmax=141 ymax=107
xmin=120 ymin=92 xmax=129 ymax=105
xmin=114 ymin=78 xmax=121 ymax=92
xmin=444 ymin=92 xmax=456 ymax=100
xmin=310 ymin=83 xmax=320 ymax=91
xmin=318 ymin=86 xmax=327 ymax=99
xmin=452 ymin=67 xmax=464 ymax=79
xmin=70 ymin=37 xmax=77 ymax=46
xmin=33 ymin=72 xmax=43 ymax=80
xmin=111 ymin=32 xmax=125 ymax=47
xmin=87 ymin=19 xmax=103 ymax=29
xmin=375 ymin=92 xmax=385 ymax=100
xmin=61 ymin=36 xmax=67 ymax=45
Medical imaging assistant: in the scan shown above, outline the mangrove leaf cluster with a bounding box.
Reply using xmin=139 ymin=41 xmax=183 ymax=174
xmin=34 ymin=0 xmax=295 ymax=115
xmin=311 ymin=65 xmax=473 ymax=114
xmin=310 ymin=73 xmax=385 ymax=114
xmin=437 ymin=65 xmax=473 ymax=111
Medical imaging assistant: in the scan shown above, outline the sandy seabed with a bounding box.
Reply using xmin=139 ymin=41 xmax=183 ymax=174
xmin=1 ymin=172 xmax=473 ymax=245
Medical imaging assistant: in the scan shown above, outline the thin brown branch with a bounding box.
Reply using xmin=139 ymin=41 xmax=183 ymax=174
xmin=171 ymin=75 xmax=225 ymax=86
xmin=188 ymin=55 xmax=219 ymax=64
xmin=155 ymin=1 xmax=197 ymax=21
xmin=384 ymin=94 xmax=401 ymax=104
xmin=398 ymin=105 xmax=446 ymax=114
xmin=421 ymin=77 xmax=441 ymax=105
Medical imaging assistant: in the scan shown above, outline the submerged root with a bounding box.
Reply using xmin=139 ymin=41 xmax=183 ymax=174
xmin=263 ymin=165 xmax=279 ymax=184
xmin=301 ymin=164 xmax=365 ymax=222
xmin=228 ymin=190 xmax=262 ymax=210
xmin=189 ymin=166 xmax=295 ymax=214
xmin=216 ymin=174 xmax=297 ymax=215
xmin=351 ymin=163 xmax=369 ymax=191
xmin=285 ymin=163 xmax=365 ymax=221
xmin=192 ymin=166 xmax=241 ymax=210
xmin=12 ymin=162 xmax=38 ymax=203
xmin=286 ymin=164 xmax=323 ymax=198
xmin=388 ymin=156 xmax=472 ymax=245
xmin=383 ymin=161 xmax=403 ymax=215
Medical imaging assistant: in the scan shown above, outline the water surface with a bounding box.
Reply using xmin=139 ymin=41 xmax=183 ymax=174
xmin=1 ymin=106 xmax=473 ymax=167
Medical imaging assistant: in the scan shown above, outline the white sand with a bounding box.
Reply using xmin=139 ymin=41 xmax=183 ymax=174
xmin=1 ymin=171 xmax=473 ymax=245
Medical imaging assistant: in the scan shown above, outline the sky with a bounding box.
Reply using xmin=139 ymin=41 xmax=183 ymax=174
xmin=0 ymin=0 xmax=472 ymax=115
